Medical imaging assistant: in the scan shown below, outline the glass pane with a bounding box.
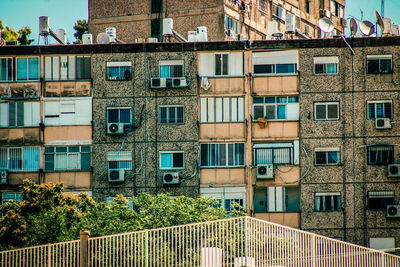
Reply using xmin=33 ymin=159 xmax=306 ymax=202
xmin=56 ymin=147 xmax=67 ymax=152
xmin=219 ymin=144 xmax=226 ymax=166
xmin=81 ymin=146 xmax=91 ymax=152
xmin=160 ymin=107 xmax=167 ymax=123
xmin=55 ymin=154 xmax=67 ymax=169
xmin=384 ymin=103 xmax=392 ymax=118
xmin=367 ymin=59 xmax=379 ymax=74
xmin=120 ymin=66 xmax=131 ymax=80
xmin=160 ymin=65 xmax=170 ymax=78
xmin=380 ymin=59 xmax=392 ymax=73
xmin=23 ymin=147 xmax=40 ymax=170
xmin=215 ymin=54 xmax=221 ymax=76
xmin=222 ymin=54 xmax=228 ymax=75
xmin=227 ymin=144 xmax=234 ymax=166
xmin=265 ymin=106 xmax=276 ymax=119
xmin=68 ymin=154 xmax=80 ymax=169
xmin=367 ymin=103 xmax=375 ymax=119
xmin=119 ymin=109 xmax=131 ymax=123
xmin=173 ymin=65 xmax=183 ymax=77
xmin=177 ymin=107 xmax=184 ymax=123
xmin=69 ymin=146 xmax=79 ymax=152
xmin=161 ymin=153 xmax=172 ymax=168
xmin=327 ymin=104 xmax=338 ymax=119
xmin=108 ymin=109 xmax=119 ymax=123
xmin=277 ymin=97 xmax=287 ymax=103
xmin=8 ymin=102 xmax=16 ymax=126
xmin=376 ymin=103 xmax=384 ymax=118
xmin=326 ymin=63 xmax=337 ymax=74
xmin=236 ymin=143 xmax=244 ymax=166
xmin=254 ymin=64 xmax=273 ymax=74
xmin=265 ymin=97 xmax=275 ymax=103
xmin=17 ymin=58 xmax=27 ymax=80
xmin=210 ymin=144 xmax=216 ymax=166
xmin=276 ymin=64 xmax=295 ymax=73
xmin=81 ymin=153 xmax=91 ymax=171
xmin=1 ymin=58 xmax=7 ymax=81
xmin=173 ymin=153 xmax=184 ymax=168
xmin=315 ymin=63 xmax=324 ymax=74
xmin=253 ymin=106 xmax=264 ymax=120
xmin=253 ymin=97 xmax=264 ymax=104
xmin=169 ymin=107 xmax=176 ymax=123
xmin=44 ymin=153 xmax=54 ymax=171
xmin=327 ymin=151 xmax=338 ymax=164
xmin=200 ymin=144 xmax=208 ymax=166
xmin=28 ymin=58 xmax=39 ymax=80
xmin=277 ymin=105 xmax=286 ymax=119
xmin=315 ymin=104 xmax=326 ymax=120
xmin=315 ymin=152 xmax=326 ymax=165
xmin=107 ymin=66 xmax=120 ymax=80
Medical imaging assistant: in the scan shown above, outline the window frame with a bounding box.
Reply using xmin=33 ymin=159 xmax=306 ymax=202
xmin=258 ymin=0 xmax=268 ymax=14
xmin=159 ymin=151 xmax=185 ymax=170
xmin=106 ymin=61 xmax=132 ymax=81
xmin=16 ymin=57 xmax=40 ymax=81
xmin=0 ymin=146 xmax=40 ymax=171
xmin=254 ymin=143 xmax=296 ymax=166
xmin=254 ymin=186 xmax=300 ymax=213
xmin=106 ymin=107 xmax=132 ymax=124
xmin=200 ymin=143 xmax=245 ymax=168
xmin=199 ymin=97 xmax=245 ymax=123
xmin=159 ymin=60 xmax=184 ymax=78
xmin=313 ymin=57 xmax=339 ymax=75
xmin=314 ymin=192 xmax=341 ymax=212
xmin=107 ymin=151 xmax=133 ymax=170
xmin=44 ymin=146 xmax=91 ymax=171
xmin=314 ymin=148 xmax=340 ymax=166
xmin=200 ymin=187 xmax=246 ymax=212
xmin=366 ymin=55 xmax=393 ymax=74
xmin=252 ymin=96 xmax=299 ymax=121
xmin=367 ymin=191 xmax=395 ymax=210
xmin=225 ymin=16 xmax=238 ymax=34
xmin=314 ymin=102 xmax=339 ymax=121
xmin=252 ymin=51 xmax=298 ymax=76
xmin=1 ymin=193 xmax=23 ymax=205
xmin=214 ymin=53 xmax=229 ymax=76
xmin=367 ymin=145 xmax=394 ymax=165
xmin=159 ymin=105 xmax=184 ymax=124
xmin=366 ymin=100 xmax=392 ymax=120
xmin=0 ymin=57 xmax=14 ymax=82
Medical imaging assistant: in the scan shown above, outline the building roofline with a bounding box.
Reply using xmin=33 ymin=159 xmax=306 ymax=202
xmin=0 ymin=37 xmax=399 ymax=55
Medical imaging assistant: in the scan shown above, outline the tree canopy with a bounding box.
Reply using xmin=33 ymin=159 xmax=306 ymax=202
xmin=0 ymin=19 xmax=33 ymax=44
xmin=0 ymin=180 xmax=244 ymax=251
xmin=73 ymin=20 xmax=88 ymax=44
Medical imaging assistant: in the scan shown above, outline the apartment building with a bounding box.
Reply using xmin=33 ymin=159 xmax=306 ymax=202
xmin=88 ymin=0 xmax=345 ymax=42
xmin=1 ymin=36 xmax=399 ymax=250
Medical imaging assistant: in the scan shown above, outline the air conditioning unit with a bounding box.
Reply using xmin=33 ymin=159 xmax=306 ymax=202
xmin=0 ymin=170 xmax=8 ymax=184
xmin=172 ymin=77 xmax=187 ymax=87
xmin=151 ymin=77 xmax=174 ymax=89
xmin=375 ymin=118 xmax=392 ymax=129
xmin=108 ymin=169 xmax=125 ymax=182
xmin=340 ymin=18 xmax=347 ymax=27
xmin=320 ymin=9 xmax=331 ymax=18
xmin=285 ymin=13 xmax=295 ymax=33
xmin=163 ymin=172 xmax=180 ymax=185
xmin=386 ymin=205 xmax=400 ymax=218
xmin=388 ymin=164 xmax=400 ymax=178
xmin=107 ymin=122 xmax=127 ymax=134
xmin=237 ymin=34 xmax=248 ymax=41
xmin=256 ymin=164 xmax=274 ymax=179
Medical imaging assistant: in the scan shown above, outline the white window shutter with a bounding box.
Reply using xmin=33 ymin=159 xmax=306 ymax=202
xmin=207 ymin=97 xmax=215 ymax=123
xmin=229 ymin=52 xmax=243 ymax=76
xmin=223 ymin=98 xmax=230 ymax=122
xmin=293 ymin=140 xmax=299 ymax=165
xmin=238 ymin=97 xmax=244 ymax=122
xmin=215 ymin=98 xmax=223 ymax=122
xmin=0 ymin=103 xmax=8 ymax=127
xmin=268 ymin=187 xmax=276 ymax=212
xmin=68 ymin=56 xmax=76 ymax=80
xmin=275 ymin=187 xmax=285 ymax=212
xmin=75 ymin=99 xmax=92 ymax=125
xmin=31 ymin=102 xmax=40 ymax=126
xmin=199 ymin=53 xmax=214 ymax=76
xmin=52 ymin=57 xmax=60 ymax=80
xmin=286 ymin=103 xmax=299 ymax=120
xmin=44 ymin=101 xmax=60 ymax=125
xmin=231 ymin=97 xmax=238 ymax=122
xmin=44 ymin=57 xmax=52 ymax=80
xmin=200 ymin=98 xmax=207 ymax=122
xmin=23 ymin=102 xmax=33 ymax=126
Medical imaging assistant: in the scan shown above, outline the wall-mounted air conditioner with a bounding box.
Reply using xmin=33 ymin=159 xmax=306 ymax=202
xmin=375 ymin=118 xmax=391 ymax=129
xmin=151 ymin=77 xmax=177 ymax=89
xmin=256 ymin=164 xmax=274 ymax=179
xmin=0 ymin=170 xmax=8 ymax=184
xmin=172 ymin=77 xmax=187 ymax=87
xmin=107 ymin=122 xmax=130 ymax=134
xmin=387 ymin=205 xmax=400 ymax=218
xmin=388 ymin=164 xmax=400 ymax=178
xmin=108 ymin=169 xmax=125 ymax=182
xmin=163 ymin=172 xmax=180 ymax=185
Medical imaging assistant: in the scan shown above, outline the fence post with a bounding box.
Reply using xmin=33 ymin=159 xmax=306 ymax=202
xmin=80 ymin=229 xmax=91 ymax=267
xmin=145 ymin=230 xmax=149 ymax=267
xmin=311 ymin=235 xmax=316 ymax=267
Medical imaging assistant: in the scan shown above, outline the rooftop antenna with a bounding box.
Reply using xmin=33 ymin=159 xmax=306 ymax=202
xmin=375 ymin=10 xmax=392 ymax=36
xmin=381 ymin=0 xmax=385 ymax=18
xmin=318 ymin=18 xmax=334 ymax=38
xmin=349 ymin=18 xmax=358 ymax=36
xmin=359 ymin=20 xmax=375 ymax=36
xmin=38 ymin=16 xmax=65 ymax=45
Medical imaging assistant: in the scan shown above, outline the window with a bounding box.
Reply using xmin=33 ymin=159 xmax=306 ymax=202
xmin=0 ymin=58 xmax=13 ymax=81
xmin=225 ymin=16 xmax=238 ymax=34
xmin=367 ymin=101 xmax=392 ymax=120
xmin=107 ymin=151 xmax=132 ymax=170
xmin=367 ymin=191 xmax=394 ymax=210
xmin=271 ymin=4 xmax=285 ymax=21
xmin=254 ymin=186 xmax=300 ymax=212
xmin=200 ymin=187 xmax=246 ymax=211
xmin=16 ymin=57 xmax=39 ymax=81
xmin=253 ymin=96 xmax=299 ymax=120
xmin=159 ymin=60 xmax=184 ymax=78
xmin=106 ymin=62 xmax=132 ymax=81
xmin=305 ymin=0 xmax=310 ymax=13
xmin=200 ymin=97 xmax=244 ymax=123
xmin=315 ymin=148 xmax=340 ymax=165
xmin=366 ymin=55 xmax=392 ymax=74
xmin=44 ymin=146 xmax=91 ymax=171
xmin=76 ymin=56 xmax=91 ymax=80
xmin=160 ymin=151 xmax=184 ymax=169
xmin=45 ymin=56 xmax=92 ymax=80
xmin=44 ymin=98 xmax=92 ymax=126
xmin=254 ymin=142 xmax=299 ymax=166
xmin=330 ymin=0 xmax=344 ymax=17
xmin=315 ymin=192 xmax=340 ymax=211
xmin=200 ymin=143 xmax=245 ymax=167
xmin=253 ymin=51 xmax=298 ymax=75
xmin=369 ymin=238 xmax=395 ymax=252
xmin=2 ymin=193 xmax=23 ymax=205
xmin=159 ymin=106 xmax=184 ymax=124
xmin=0 ymin=147 xmax=40 ymax=171
xmin=258 ymin=0 xmax=268 ymax=14
xmin=107 ymin=107 xmax=132 ymax=124
xmin=198 ymin=52 xmax=243 ymax=77
xmin=314 ymin=102 xmax=339 ymax=120
xmin=367 ymin=145 xmax=394 ymax=165
xmin=106 ymin=196 xmax=134 ymax=210
xmin=313 ymin=57 xmax=338 ymax=74
xmin=0 ymin=102 xmax=40 ymax=127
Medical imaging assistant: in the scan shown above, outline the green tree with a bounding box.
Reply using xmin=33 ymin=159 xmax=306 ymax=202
xmin=73 ymin=19 xmax=88 ymax=44
xmin=0 ymin=180 xmax=244 ymax=251
xmin=0 ymin=20 xmax=33 ymax=44
xmin=17 ymin=26 xmax=33 ymax=45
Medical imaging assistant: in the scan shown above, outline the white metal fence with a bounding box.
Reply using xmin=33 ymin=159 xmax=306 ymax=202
xmin=1 ymin=216 xmax=400 ymax=267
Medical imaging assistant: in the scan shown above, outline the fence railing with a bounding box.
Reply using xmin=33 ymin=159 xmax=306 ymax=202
xmin=1 ymin=216 xmax=400 ymax=267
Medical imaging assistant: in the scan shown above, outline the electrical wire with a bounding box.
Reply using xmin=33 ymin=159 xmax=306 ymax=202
xmin=129 ymin=148 xmax=144 ymax=177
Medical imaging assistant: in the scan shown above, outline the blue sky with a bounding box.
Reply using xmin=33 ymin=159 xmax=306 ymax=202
xmin=0 ymin=0 xmax=400 ymax=44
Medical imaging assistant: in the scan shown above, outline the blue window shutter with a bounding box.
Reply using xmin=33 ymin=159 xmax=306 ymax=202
xmin=44 ymin=153 xmax=54 ymax=171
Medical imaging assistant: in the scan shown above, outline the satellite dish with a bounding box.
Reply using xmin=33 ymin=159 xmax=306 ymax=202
xmin=359 ymin=20 xmax=375 ymax=36
xmin=318 ymin=18 xmax=334 ymax=33
xmin=375 ymin=10 xmax=385 ymax=33
xmin=350 ymin=18 xmax=358 ymax=36
xmin=96 ymin=33 xmax=110 ymax=44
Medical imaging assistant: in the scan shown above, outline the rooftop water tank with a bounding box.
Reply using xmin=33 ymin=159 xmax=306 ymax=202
xmin=39 ymin=16 xmax=50 ymax=35
xmin=162 ymin=18 xmax=173 ymax=35
xmin=82 ymin=33 xmax=93 ymax=44
xmin=55 ymin=29 xmax=67 ymax=44
xmin=188 ymin=31 xmax=197 ymax=42
xmin=105 ymin=27 xmax=116 ymax=42
xmin=196 ymin=26 xmax=208 ymax=42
